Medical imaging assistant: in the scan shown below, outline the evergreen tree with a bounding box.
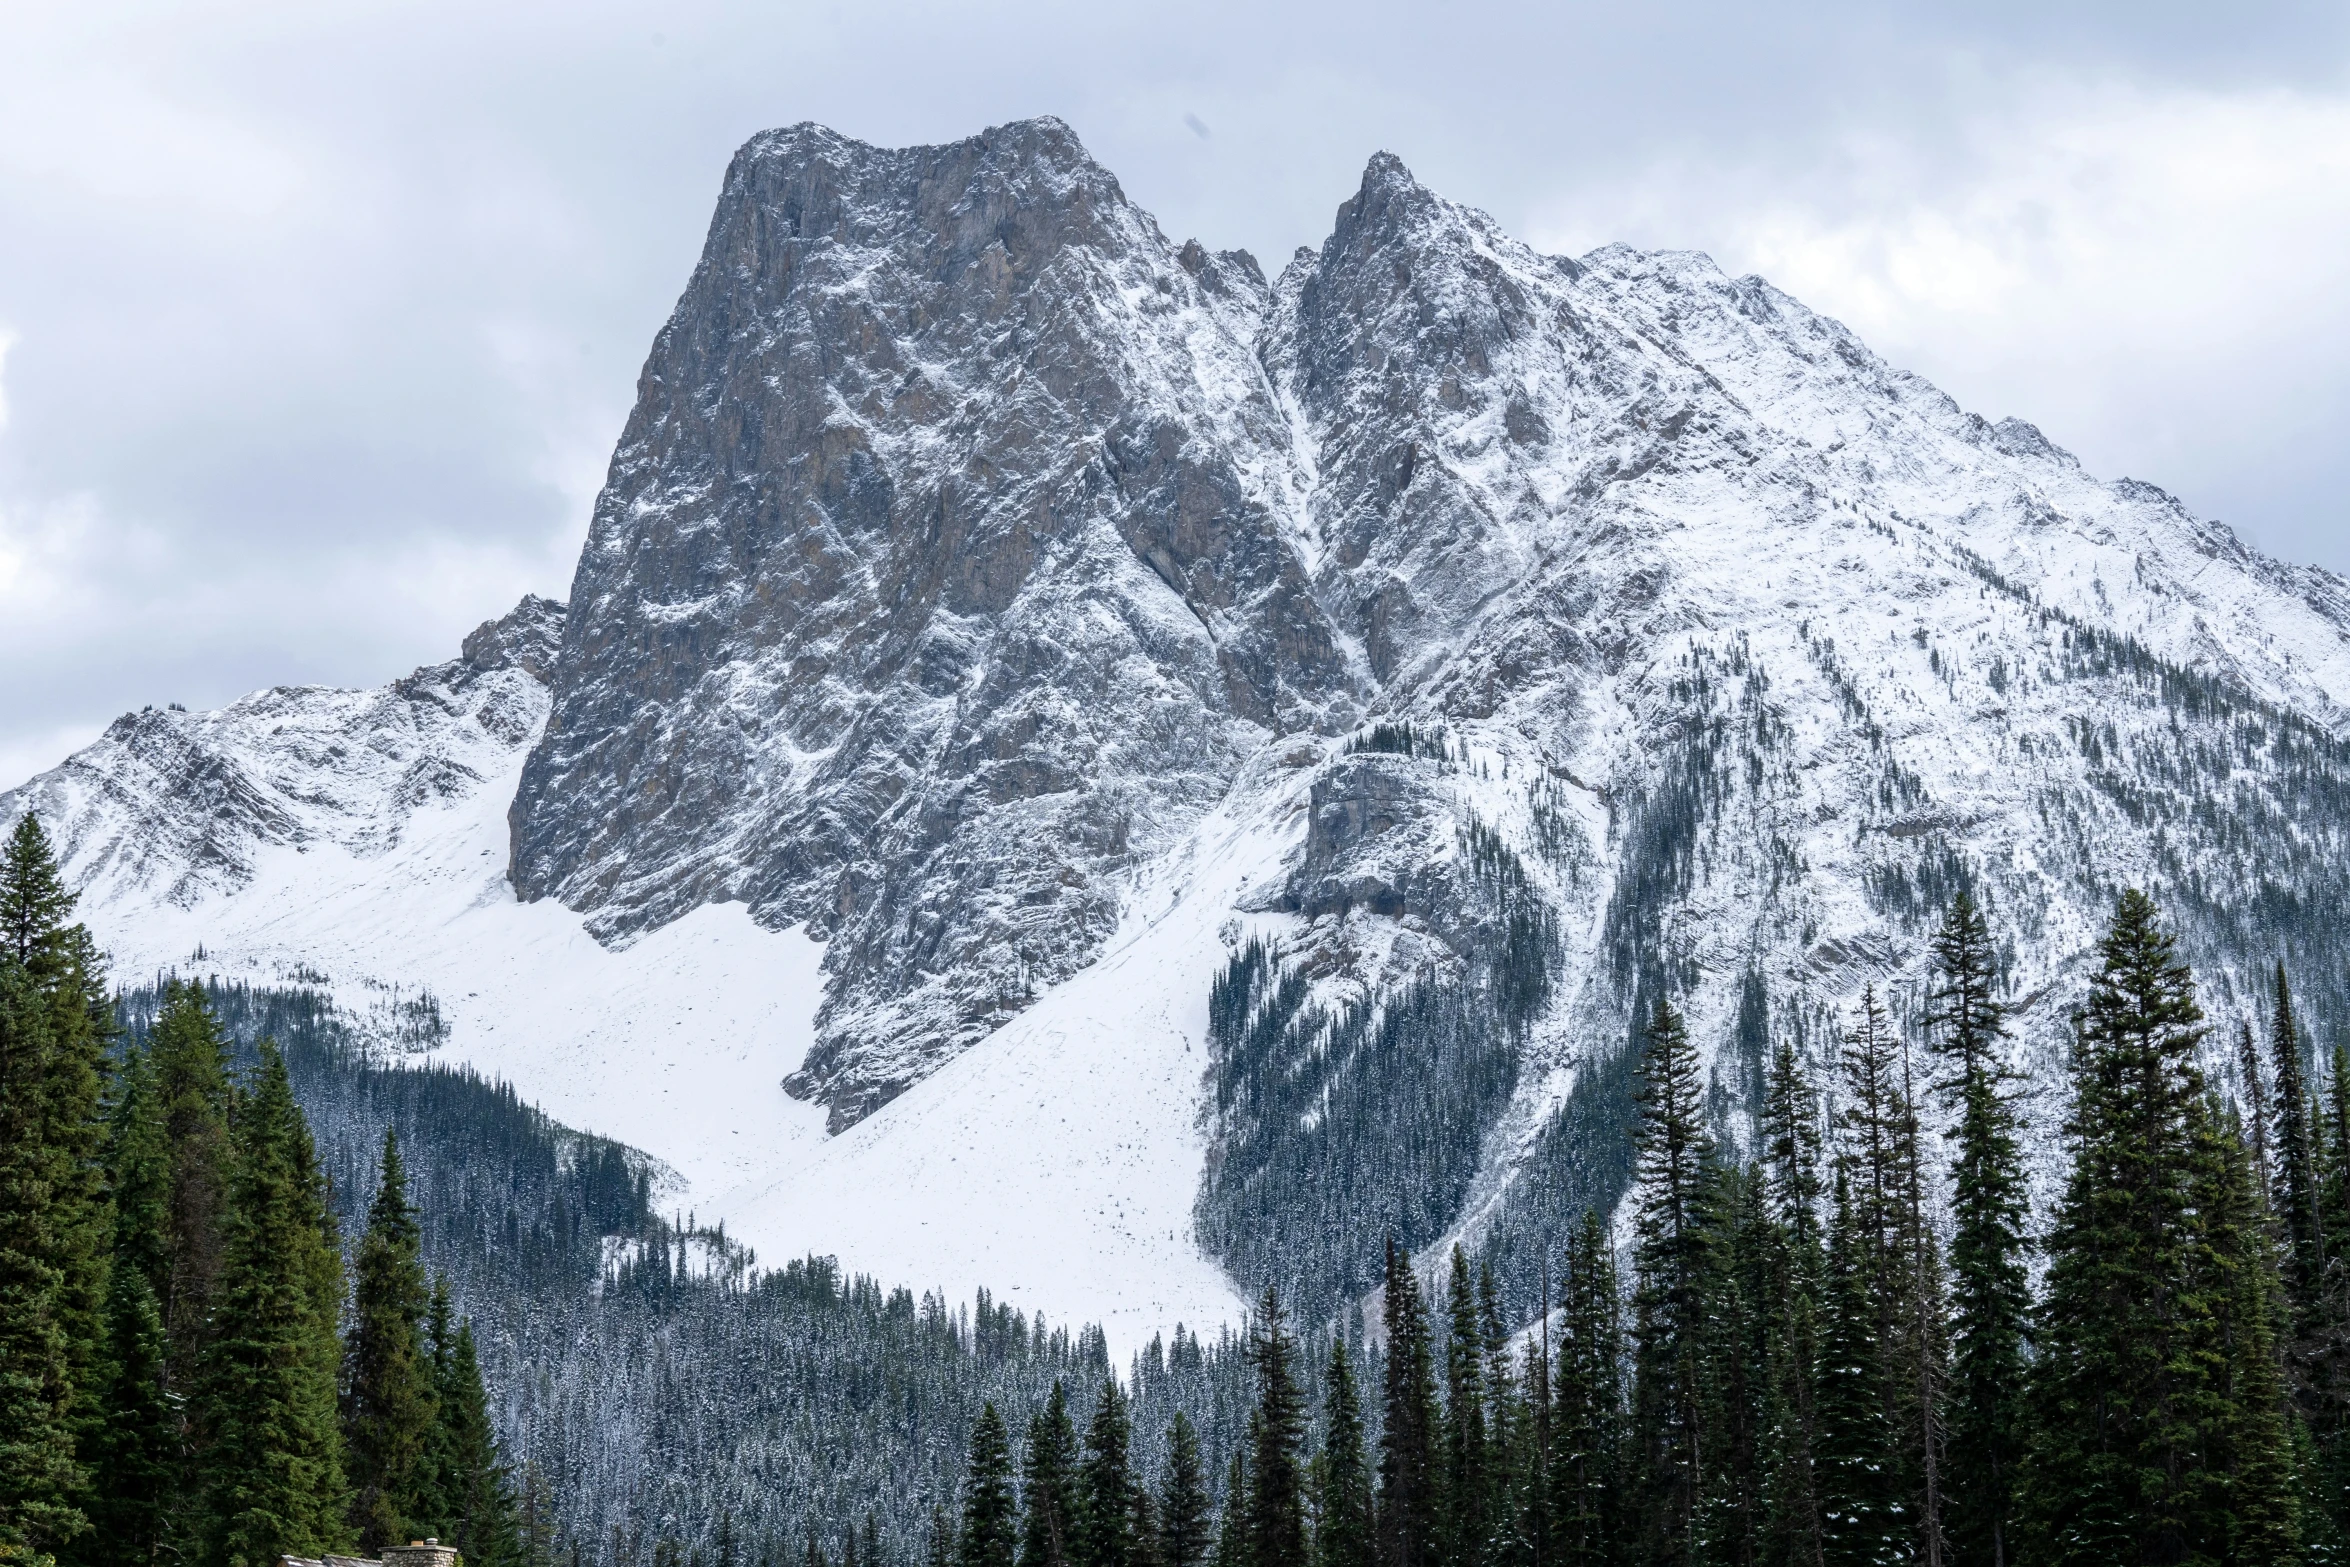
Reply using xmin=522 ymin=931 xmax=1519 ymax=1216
xmin=0 ymin=958 xmax=82 ymax=1557
xmin=963 ymin=1404 xmax=1019 ymax=1567
xmin=1214 ymin=1444 xmax=1251 ymax=1567
xmin=1439 ymin=1250 xmax=1490 ymax=1567
xmin=1696 ymin=1165 xmax=1771 ymax=1567
xmin=1377 ymin=1244 xmax=1439 ymax=1567
xmin=82 ymin=1263 xmax=171 ymax=1567
xmin=149 ymin=980 xmax=234 ymax=1400
xmin=1313 ymin=1340 xmax=1373 ymax=1567
xmin=1246 ymin=1291 xmax=1308 ymax=1567
xmin=1160 ymin=1413 xmax=1211 ymax=1567
xmin=200 ymin=1039 xmax=349 ymax=1567
xmin=1551 ymin=1212 xmax=1623 ymax=1567
xmin=2015 ymin=889 xmax=2245 ymax=1563
xmin=927 ymin=1508 xmax=956 ymax=1567
xmin=2195 ymin=1101 xmax=2301 ymax=1560
xmin=4 ymin=820 xmax=113 ymax=1506
xmin=1758 ymin=1037 xmax=1824 ymax=1567
xmin=419 ymin=1279 xmax=459 ymax=1532
xmin=1812 ymin=1175 xmax=1904 ymax=1567
xmin=517 ymin=1465 xmax=558 ymax=1567
xmin=436 ymin=1319 xmax=520 ymax=1567
xmin=344 ymin=1129 xmax=438 ymax=1551
xmin=1628 ymin=997 xmax=1714 ymax=1566
xmin=1022 ymin=1382 xmax=1081 ymax=1567
xmin=2273 ymin=964 xmax=2328 ymax=1335
xmin=1925 ymin=892 xmax=2026 ymax=1567
xmin=1077 ymin=1381 xmax=1135 ymax=1567
xmin=1129 ymin=1488 xmax=1161 ymax=1567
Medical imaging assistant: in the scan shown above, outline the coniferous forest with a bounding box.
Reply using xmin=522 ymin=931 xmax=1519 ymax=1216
xmin=11 ymin=794 xmax=2350 ymax=1567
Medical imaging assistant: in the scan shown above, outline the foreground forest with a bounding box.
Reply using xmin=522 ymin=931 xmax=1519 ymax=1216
xmin=9 ymin=801 xmax=2350 ymax=1566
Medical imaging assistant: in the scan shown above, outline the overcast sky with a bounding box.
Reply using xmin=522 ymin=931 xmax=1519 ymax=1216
xmin=4 ymin=1 xmax=2348 ymax=786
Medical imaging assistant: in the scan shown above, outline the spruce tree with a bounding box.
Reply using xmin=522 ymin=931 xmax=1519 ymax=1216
xmin=436 ymin=1319 xmax=520 ymax=1567
xmin=1314 ymin=1341 xmax=1373 ymax=1567
xmin=1551 ymin=1212 xmax=1623 ymax=1567
xmin=4 ymin=822 xmax=113 ymax=1507
xmin=419 ymin=1279 xmax=459 ymax=1532
xmin=149 ymin=980 xmax=234 ymax=1401
xmin=1022 ymin=1383 xmax=1081 ymax=1567
xmin=1813 ymin=1174 xmax=1905 ymax=1567
xmin=1439 ymin=1250 xmax=1490 ymax=1567
xmin=1926 ymin=891 xmax=2026 ymax=1567
xmin=1077 ymin=1381 xmax=1135 ymax=1567
xmin=1377 ymin=1244 xmax=1439 ymax=1567
xmin=200 ymin=1039 xmax=349 ymax=1567
xmin=1628 ymin=997 xmax=1713 ymax=1566
xmin=2272 ymin=963 xmax=2327 ymax=1331
xmin=1758 ymin=1037 xmax=1824 ymax=1567
xmin=344 ymin=1128 xmax=437 ymax=1551
xmin=2196 ymin=1101 xmax=2300 ymax=1560
xmin=1245 ymin=1290 xmax=1308 ymax=1567
xmin=1160 ymin=1413 xmax=1211 ymax=1567
xmin=0 ymin=958 xmax=82 ymax=1557
xmin=963 ymin=1404 xmax=1019 ymax=1567
xmin=83 ymin=1264 xmax=171 ymax=1567
xmin=2015 ymin=889 xmax=2241 ymax=1563
xmin=1696 ymin=1165 xmax=1771 ymax=1566
xmin=1214 ymin=1444 xmax=1251 ymax=1567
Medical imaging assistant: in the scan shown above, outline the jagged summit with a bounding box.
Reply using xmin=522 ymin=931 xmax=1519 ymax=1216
xmin=13 ymin=121 xmax=2350 ymax=1335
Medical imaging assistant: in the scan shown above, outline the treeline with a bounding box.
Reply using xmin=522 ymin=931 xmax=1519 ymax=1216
xmin=945 ymin=887 xmax=2350 ymax=1565
xmin=0 ymin=817 xmax=531 ymax=1567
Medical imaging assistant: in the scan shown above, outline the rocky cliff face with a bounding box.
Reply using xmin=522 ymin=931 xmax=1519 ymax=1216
xmin=508 ymin=117 xmax=2350 ymax=1134
xmin=508 ymin=119 xmax=1362 ymax=1125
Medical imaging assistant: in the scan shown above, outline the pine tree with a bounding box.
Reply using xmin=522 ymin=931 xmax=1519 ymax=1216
xmin=1812 ymin=1175 xmax=1904 ymax=1567
xmin=1925 ymin=891 xmax=2026 ymax=1567
xmin=517 ymin=1465 xmax=558 ymax=1567
xmin=927 ymin=1508 xmax=957 ymax=1567
xmin=1628 ymin=997 xmax=1714 ymax=1566
xmin=1314 ymin=1340 xmax=1373 ymax=1567
xmin=1377 ymin=1243 xmax=1439 ymax=1567
xmin=83 ymin=1263 xmax=171 ymax=1567
xmin=0 ymin=816 xmax=74 ymax=967
xmin=4 ymin=821 xmax=113 ymax=1512
xmin=963 ymin=1404 xmax=1019 ymax=1567
xmin=1696 ymin=1165 xmax=1771 ymax=1566
xmin=149 ymin=980 xmax=234 ymax=1401
xmin=1758 ymin=1036 xmax=1825 ymax=1567
xmin=344 ymin=1128 xmax=438 ymax=1551
xmin=436 ymin=1319 xmax=520 ymax=1567
xmin=1551 ymin=1212 xmax=1623 ymax=1567
xmin=0 ymin=812 xmax=118 ymax=1561
xmin=1160 ymin=1413 xmax=1211 ymax=1567
xmin=2196 ymin=1100 xmax=2300 ymax=1560
xmin=1246 ymin=1290 xmax=1308 ymax=1567
xmin=2015 ymin=889 xmax=2242 ymax=1563
xmin=1077 ymin=1381 xmax=1135 ymax=1567
xmin=1439 ymin=1250 xmax=1490 ymax=1567
xmin=200 ymin=1038 xmax=349 ymax=1567
xmin=418 ymin=1279 xmax=459 ymax=1533
xmin=2273 ymin=964 xmax=2328 ymax=1331
xmin=0 ymin=957 xmax=82 ymax=1556
xmin=1022 ymin=1383 xmax=1081 ymax=1567
xmin=1215 ymin=1444 xmax=1251 ymax=1567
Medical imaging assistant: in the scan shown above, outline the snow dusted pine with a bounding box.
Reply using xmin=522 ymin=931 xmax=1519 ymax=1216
xmin=11 ymin=117 xmax=2350 ymax=1333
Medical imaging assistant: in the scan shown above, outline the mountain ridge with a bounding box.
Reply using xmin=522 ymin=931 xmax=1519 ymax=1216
xmin=11 ymin=115 xmax=2350 ymax=1332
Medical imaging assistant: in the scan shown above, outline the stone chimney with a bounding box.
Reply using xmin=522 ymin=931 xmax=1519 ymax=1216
xmin=383 ymin=1540 xmax=462 ymax=1567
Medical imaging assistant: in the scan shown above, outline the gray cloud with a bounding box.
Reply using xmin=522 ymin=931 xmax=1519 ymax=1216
xmin=3 ymin=0 xmax=2346 ymax=783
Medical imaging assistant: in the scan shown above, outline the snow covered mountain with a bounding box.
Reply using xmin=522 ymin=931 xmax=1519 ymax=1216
xmin=13 ymin=116 xmax=2350 ymax=1334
